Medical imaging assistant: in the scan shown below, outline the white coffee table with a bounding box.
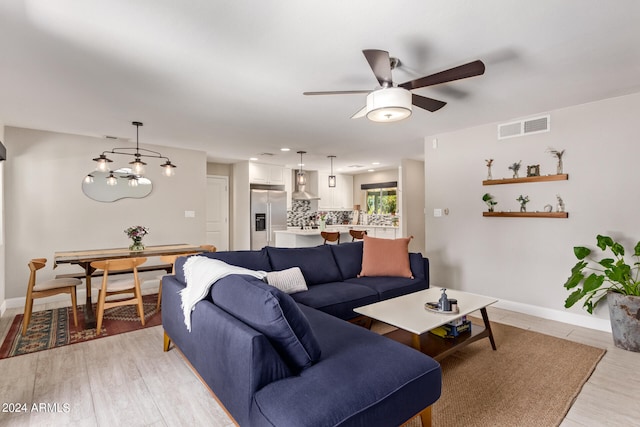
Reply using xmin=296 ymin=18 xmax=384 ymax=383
xmin=354 ymin=288 xmax=498 ymax=361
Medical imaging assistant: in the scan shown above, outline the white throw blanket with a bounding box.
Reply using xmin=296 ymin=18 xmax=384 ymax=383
xmin=180 ymin=256 xmax=267 ymax=331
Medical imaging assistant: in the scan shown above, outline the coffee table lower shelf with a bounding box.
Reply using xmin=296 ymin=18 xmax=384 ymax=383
xmin=384 ymin=319 xmax=495 ymax=362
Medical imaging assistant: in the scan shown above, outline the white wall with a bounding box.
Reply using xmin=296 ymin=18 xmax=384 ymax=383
xmin=4 ymin=127 xmax=206 ymax=302
xmin=400 ymin=159 xmax=425 ymax=254
xmin=424 ymin=92 xmax=640 ymax=331
xmin=0 ymin=122 xmax=5 ymax=314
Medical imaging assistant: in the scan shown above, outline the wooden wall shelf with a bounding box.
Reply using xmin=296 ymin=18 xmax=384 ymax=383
xmin=483 ymin=174 xmax=568 ymax=186
xmin=483 ymin=212 xmax=568 ymax=218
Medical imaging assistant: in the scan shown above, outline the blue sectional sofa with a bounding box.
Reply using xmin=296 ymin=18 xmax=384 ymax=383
xmin=162 ymin=242 xmax=442 ymax=426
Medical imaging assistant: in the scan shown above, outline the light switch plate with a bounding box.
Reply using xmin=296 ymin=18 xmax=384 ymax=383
xmin=434 ymin=208 xmax=442 ymax=217
xmin=184 ymin=210 xmax=195 ymax=218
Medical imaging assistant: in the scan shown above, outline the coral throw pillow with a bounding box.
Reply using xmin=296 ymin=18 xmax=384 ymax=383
xmin=359 ymin=234 xmax=414 ymax=278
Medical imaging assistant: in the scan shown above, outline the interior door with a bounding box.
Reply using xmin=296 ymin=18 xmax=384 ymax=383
xmin=206 ymin=176 xmax=229 ymax=251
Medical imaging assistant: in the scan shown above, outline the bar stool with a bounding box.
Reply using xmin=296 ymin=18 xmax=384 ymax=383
xmin=349 ymin=230 xmax=367 ymax=241
xmin=321 ymin=231 xmax=340 ymax=245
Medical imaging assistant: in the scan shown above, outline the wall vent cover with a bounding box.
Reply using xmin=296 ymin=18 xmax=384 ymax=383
xmin=498 ymin=115 xmax=550 ymax=140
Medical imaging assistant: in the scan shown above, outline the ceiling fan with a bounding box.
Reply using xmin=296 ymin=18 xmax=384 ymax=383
xmin=303 ymin=49 xmax=485 ymax=122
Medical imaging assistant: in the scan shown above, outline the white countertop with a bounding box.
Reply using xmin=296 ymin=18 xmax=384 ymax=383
xmin=277 ymin=225 xmax=398 ymax=234
xmin=276 ymin=225 xmax=398 ymax=236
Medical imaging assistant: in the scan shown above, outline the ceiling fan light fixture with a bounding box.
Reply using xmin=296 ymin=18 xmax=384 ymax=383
xmin=366 ymin=87 xmax=412 ymax=123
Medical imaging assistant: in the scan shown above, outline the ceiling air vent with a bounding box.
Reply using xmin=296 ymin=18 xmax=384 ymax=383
xmin=498 ymin=115 xmax=550 ymax=140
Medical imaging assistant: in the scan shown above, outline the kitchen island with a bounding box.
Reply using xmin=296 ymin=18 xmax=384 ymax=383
xmin=274 ymin=225 xmax=399 ymax=248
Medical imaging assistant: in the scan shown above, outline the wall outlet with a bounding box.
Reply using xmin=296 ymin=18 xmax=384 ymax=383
xmin=184 ymin=210 xmax=196 ymax=218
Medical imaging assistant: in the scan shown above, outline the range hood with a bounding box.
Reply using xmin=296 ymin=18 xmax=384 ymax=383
xmin=292 ymin=172 xmax=320 ymax=200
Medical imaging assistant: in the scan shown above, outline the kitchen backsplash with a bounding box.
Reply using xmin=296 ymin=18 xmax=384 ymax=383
xmin=288 ymin=200 xmax=398 ymax=227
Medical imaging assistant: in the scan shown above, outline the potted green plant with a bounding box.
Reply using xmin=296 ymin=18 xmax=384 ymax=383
xmin=482 ymin=193 xmax=497 ymax=212
xmin=564 ymin=234 xmax=640 ymax=352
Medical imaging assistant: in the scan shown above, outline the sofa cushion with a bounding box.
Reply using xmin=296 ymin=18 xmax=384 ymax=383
xmin=360 ymin=235 xmax=413 ymax=278
xmin=346 ymin=276 xmax=428 ymax=301
xmin=266 ymin=245 xmax=343 ymax=285
xmin=329 ymin=241 xmax=364 ymax=280
xmin=174 ymin=249 xmax=271 ymax=284
xmin=252 ymin=305 xmax=442 ymax=427
xmin=290 ymin=281 xmax=378 ymax=320
xmin=211 ymin=275 xmax=321 ymax=372
xmin=266 ymin=267 xmax=308 ymax=294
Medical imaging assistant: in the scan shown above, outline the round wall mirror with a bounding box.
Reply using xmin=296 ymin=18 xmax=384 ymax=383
xmin=82 ymin=168 xmax=153 ymax=202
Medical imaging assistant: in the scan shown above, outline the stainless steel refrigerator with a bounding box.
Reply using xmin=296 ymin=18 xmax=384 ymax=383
xmin=250 ymin=188 xmax=287 ymax=250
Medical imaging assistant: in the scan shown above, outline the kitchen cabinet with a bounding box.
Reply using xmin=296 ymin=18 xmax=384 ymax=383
xmin=373 ymin=227 xmax=397 ymax=239
xmin=283 ymin=168 xmax=292 ymax=210
xmin=249 ymin=163 xmax=286 ymax=185
xmin=318 ymin=173 xmax=353 ymax=210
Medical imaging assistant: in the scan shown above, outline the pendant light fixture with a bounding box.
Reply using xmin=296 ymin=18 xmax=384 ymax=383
xmin=328 ymin=155 xmax=336 ymax=188
xmin=91 ymin=121 xmax=177 ymax=185
xmin=296 ymin=151 xmax=307 ymax=186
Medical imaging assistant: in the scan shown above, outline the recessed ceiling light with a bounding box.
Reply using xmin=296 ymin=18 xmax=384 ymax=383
xmin=280 ymin=148 xmax=290 ymax=152
xmin=368 ymin=169 xmax=375 ymax=172
xmin=372 ymin=162 xmax=380 ymax=165
xmin=249 ymin=157 xmax=258 ymax=161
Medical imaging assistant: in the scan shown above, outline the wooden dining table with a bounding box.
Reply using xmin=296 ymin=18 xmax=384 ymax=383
xmin=54 ymin=244 xmax=207 ymax=329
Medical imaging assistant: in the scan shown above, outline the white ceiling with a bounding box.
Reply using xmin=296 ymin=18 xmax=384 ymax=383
xmin=1 ymin=1 xmax=640 ymax=173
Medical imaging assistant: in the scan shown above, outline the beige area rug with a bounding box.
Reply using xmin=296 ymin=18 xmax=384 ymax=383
xmin=381 ymin=320 xmax=606 ymax=427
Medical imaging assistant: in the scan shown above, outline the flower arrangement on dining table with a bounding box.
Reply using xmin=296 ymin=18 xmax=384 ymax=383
xmin=125 ymin=225 xmax=149 ymax=251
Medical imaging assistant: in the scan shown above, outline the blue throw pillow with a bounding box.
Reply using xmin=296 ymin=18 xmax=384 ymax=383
xmin=211 ymin=275 xmax=322 ymax=372
xmin=266 ymin=245 xmax=343 ymax=285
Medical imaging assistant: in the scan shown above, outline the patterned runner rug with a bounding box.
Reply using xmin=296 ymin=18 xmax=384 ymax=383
xmin=0 ymin=294 xmax=162 ymax=359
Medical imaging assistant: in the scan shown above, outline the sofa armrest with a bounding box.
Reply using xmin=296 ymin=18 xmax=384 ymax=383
xmin=162 ymin=275 xmax=292 ymax=426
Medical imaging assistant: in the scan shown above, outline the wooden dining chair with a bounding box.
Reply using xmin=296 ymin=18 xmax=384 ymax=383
xmin=156 ymin=245 xmax=216 ymax=311
xmin=349 ymin=229 xmax=367 ymax=241
xmin=22 ymin=258 xmax=81 ymax=336
xmin=90 ymin=257 xmax=147 ymax=336
xmin=321 ymin=231 xmax=340 ymax=245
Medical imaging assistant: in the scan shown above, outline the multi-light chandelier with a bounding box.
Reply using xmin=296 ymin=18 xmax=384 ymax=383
xmin=87 ymin=121 xmax=176 ymax=186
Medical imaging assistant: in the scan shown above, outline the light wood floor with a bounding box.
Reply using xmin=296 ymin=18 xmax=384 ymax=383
xmin=0 ymin=303 xmax=638 ymax=426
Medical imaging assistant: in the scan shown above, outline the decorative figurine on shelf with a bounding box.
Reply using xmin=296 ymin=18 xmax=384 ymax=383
xmin=526 ymin=164 xmax=540 ymax=177
xmin=556 ymin=194 xmax=565 ymax=212
xmin=482 ymin=193 xmax=498 ymax=212
xmin=125 ymin=225 xmax=149 ymax=251
xmin=516 ymin=195 xmax=530 ymax=212
xmin=508 ymin=160 xmax=522 ymax=178
xmin=485 ymin=158 xmax=494 ymax=180
xmin=547 ymin=147 xmax=565 ymax=174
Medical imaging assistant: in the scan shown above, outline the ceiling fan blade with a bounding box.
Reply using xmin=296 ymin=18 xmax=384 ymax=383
xmin=303 ymin=90 xmax=370 ymax=96
xmin=350 ymin=106 xmax=367 ymax=119
xmin=412 ymin=94 xmax=446 ymax=112
xmin=363 ymin=49 xmax=393 ymax=87
xmin=399 ymin=60 xmax=485 ymax=90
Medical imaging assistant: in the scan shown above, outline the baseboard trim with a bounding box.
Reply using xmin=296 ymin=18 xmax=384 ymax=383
xmin=493 ymin=299 xmax=611 ymax=332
